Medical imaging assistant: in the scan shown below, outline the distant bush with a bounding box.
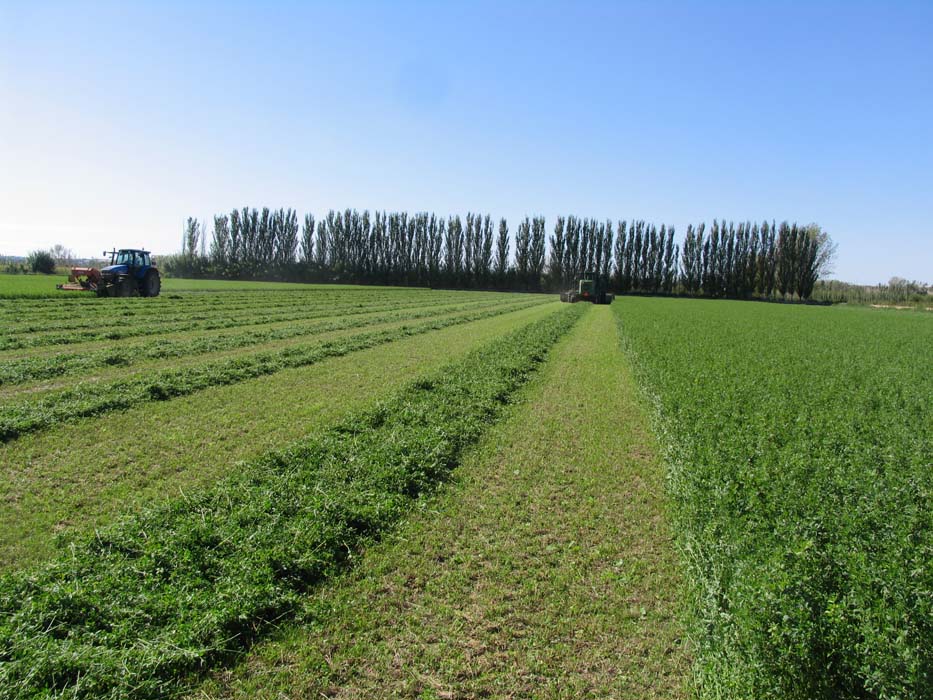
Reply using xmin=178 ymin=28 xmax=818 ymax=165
xmin=26 ymin=250 xmax=56 ymax=274
xmin=813 ymin=277 xmax=930 ymax=306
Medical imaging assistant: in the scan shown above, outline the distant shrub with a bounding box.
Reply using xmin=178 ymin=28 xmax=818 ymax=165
xmin=26 ymin=250 xmax=55 ymax=274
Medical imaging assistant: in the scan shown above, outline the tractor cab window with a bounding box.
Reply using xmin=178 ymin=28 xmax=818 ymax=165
xmin=140 ymin=253 xmax=150 ymax=267
xmin=116 ymin=251 xmax=135 ymax=266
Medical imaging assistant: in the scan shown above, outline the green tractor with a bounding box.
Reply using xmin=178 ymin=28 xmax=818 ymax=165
xmin=559 ymin=272 xmax=614 ymax=304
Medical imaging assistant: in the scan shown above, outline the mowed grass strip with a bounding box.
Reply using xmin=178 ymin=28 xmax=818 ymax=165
xmin=0 ymin=297 xmax=508 ymax=387
xmin=199 ymin=306 xmax=688 ymax=700
xmin=0 ymin=299 xmax=521 ymax=402
xmin=0 ymin=305 xmax=584 ymax=700
xmin=0 ymin=291 xmax=486 ymax=351
xmin=0 ymin=299 xmax=545 ymax=441
xmin=0 ymin=302 xmax=563 ymax=570
xmin=0 ymin=288 xmax=482 ymax=331
xmin=0 ymin=292 xmax=350 ymax=328
xmin=0 ymin=292 xmax=505 ymax=364
xmin=0 ymin=274 xmax=409 ymax=298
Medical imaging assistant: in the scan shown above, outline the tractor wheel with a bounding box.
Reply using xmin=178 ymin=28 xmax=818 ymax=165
xmin=140 ymin=270 xmax=161 ymax=297
xmin=116 ymin=276 xmax=137 ymax=297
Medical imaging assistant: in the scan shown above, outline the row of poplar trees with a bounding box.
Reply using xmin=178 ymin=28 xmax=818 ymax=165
xmin=178 ymin=207 xmax=828 ymax=299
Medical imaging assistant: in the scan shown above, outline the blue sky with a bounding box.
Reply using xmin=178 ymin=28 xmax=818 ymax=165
xmin=1 ymin=1 xmax=931 ymax=284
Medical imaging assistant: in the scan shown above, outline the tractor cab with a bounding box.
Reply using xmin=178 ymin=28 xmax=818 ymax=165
xmin=577 ymin=277 xmax=596 ymax=300
xmin=102 ymin=249 xmax=152 ymax=279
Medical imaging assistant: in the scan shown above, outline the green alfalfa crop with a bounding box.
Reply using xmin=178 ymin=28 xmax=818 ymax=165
xmin=0 ymin=303 xmax=584 ymax=700
xmin=615 ymin=298 xmax=932 ymax=700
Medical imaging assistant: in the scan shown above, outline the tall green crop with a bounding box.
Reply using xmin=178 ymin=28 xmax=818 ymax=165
xmin=616 ymin=298 xmax=932 ymax=700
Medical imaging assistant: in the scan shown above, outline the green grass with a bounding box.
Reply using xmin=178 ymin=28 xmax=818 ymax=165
xmin=197 ymin=306 xmax=688 ymax=699
xmin=0 ymin=273 xmax=71 ymax=297
xmin=0 ymin=304 xmax=584 ymax=700
xmin=0 ymin=299 xmax=544 ymax=441
xmin=0 ymin=291 xmax=496 ymax=351
xmin=616 ymin=298 xmax=932 ymax=699
xmin=0 ymin=297 xmax=507 ymax=387
xmin=3 ymin=281 xmax=926 ymax=698
xmin=0 ymin=273 xmax=408 ymax=297
xmin=160 ymin=278 xmax=401 ymax=292
xmin=0 ymin=303 xmax=562 ymax=570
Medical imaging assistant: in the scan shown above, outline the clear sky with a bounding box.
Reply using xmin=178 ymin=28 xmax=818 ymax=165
xmin=1 ymin=0 xmax=931 ymax=284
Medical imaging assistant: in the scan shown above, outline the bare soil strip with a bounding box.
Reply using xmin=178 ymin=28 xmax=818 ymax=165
xmin=200 ymin=305 xmax=688 ymax=699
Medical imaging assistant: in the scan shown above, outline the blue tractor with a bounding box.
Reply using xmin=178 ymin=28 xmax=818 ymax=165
xmin=99 ymin=249 xmax=161 ymax=297
xmin=58 ymin=249 xmax=161 ymax=297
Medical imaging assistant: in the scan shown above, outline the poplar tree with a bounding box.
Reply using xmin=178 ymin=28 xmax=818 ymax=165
xmin=514 ymin=217 xmax=531 ymax=288
xmin=746 ymin=223 xmax=760 ymax=297
xmin=548 ymin=216 xmax=566 ymax=289
xmin=495 ymin=218 xmax=510 ymax=283
xmin=299 ymin=214 xmax=315 ymax=265
xmin=274 ymin=208 xmax=299 ymax=271
xmin=661 ymin=226 xmax=677 ymax=294
xmin=413 ymin=213 xmax=427 ymax=282
xmin=565 ymin=216 xmax=580 ymax=282
xmin=776 ymin=221 xmax=795 ymax=298
xmin=600 ymin=219 xmax=614 ymax=281
xmin=624 ymin=223 xmax=637 ymax=292
xmin=579 ymin=219 xmax=592 ymax=274
xmin=210 ymin=215 xmax=230 ymax=272
xmin=795 ymin=226 xmax=820 ymax=299
xmin=370 ymin=211 xmax=385 ymax=280
xmin=479 ymin=214 xmax=494 ymax=284
xmin=464 ymin=213 xmax=476 ymax=285
xmin=613 ymin=220 xmax=628 ymax=291
xmin=651 ymin=225 xmax=663 ymax=292
xmin=632 ymin=222 xmax=644 ymax=291
xmin=681 ymin=224 xmax=696 ymax=293
xmin=762 ymin=220 xmax=778 ymax=297
xmin=724 ymin=221 xmax=736 ymax=296
xmin=529 ymin=216 xmax=547 ymax=290
xmin=316 ymin=211 xmax=333 ymax=270
xmin=184 ymin=218 xmax=201 ymax=259
xmin=427 ymin=214 xmax=443 ymax=282
xmin=445 ymin=215 xmax=464 ymax=282
xmin=641 ymin=224 xmax=652 ymax=291
xmin=404 ymin=213 xmax=416 ymax=281
xmin=593 ymin=221 xmax=605 ymax=280
xmin=359 ymin=210 xmax=372 ymax=279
